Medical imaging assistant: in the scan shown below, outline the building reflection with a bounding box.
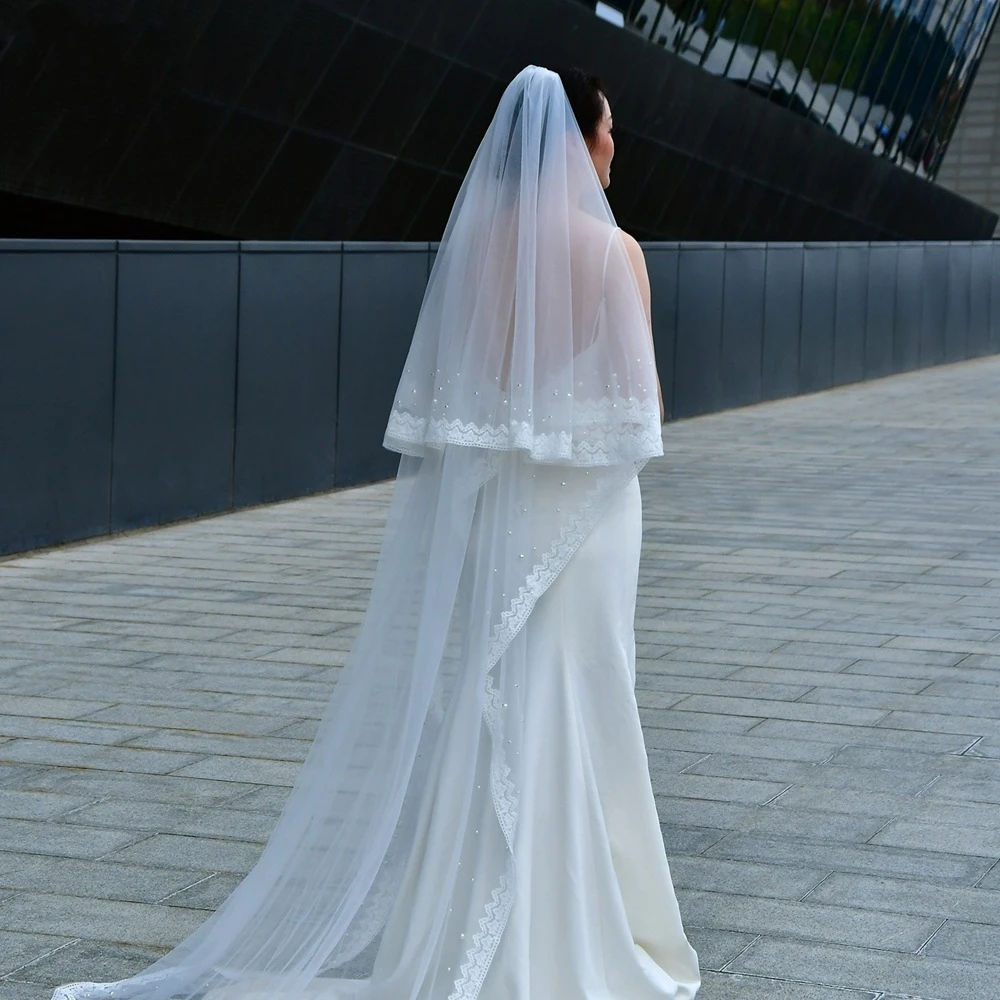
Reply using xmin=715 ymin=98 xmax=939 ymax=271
xmin=600 ymin=0 xmax=999 ymax=178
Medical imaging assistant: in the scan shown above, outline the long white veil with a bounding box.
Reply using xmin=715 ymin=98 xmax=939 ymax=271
xmin=54 ymin=65 xmax=664 ymax=1000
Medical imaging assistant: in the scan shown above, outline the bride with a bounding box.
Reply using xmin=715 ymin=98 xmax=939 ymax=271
xmin=54 ymin=65 xmax=700 ymax=1000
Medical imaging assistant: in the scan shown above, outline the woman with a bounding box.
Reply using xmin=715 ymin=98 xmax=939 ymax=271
xmin=54 ymin=65 xmax=700 ymax=1000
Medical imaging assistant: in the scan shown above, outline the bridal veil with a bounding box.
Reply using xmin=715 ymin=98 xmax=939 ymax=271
xmin=54 ymin=65 xmax=667 ymax=1000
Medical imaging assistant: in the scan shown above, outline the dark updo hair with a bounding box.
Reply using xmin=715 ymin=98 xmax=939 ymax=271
xmin=556 ymin=67 xmax=607 ymax=145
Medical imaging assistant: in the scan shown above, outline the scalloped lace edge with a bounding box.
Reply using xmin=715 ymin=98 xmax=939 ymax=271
xmin=384 ymin=400 xmax=662 ymax=466
xmin=450 ymin=464 xmax=641 ymax=1000
xmin=53 ymin=470 xmax=642 ymax=1000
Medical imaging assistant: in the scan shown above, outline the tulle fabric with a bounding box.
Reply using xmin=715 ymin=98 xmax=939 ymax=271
xmin=383 ymin=63 xmax=662 ymax=466
xmin=52 ymin=66 xmax=687 ymax=1000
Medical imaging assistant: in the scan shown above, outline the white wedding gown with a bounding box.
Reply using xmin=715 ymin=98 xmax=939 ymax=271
xmin=210 ymin=475 xmax=700 ymax=1000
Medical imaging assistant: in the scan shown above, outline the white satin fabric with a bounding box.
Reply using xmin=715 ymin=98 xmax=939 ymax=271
xmin=482 ymin=475 xmax=699 ymax=1000
xmin=207 ymin=476 xmax=700 ymax=1000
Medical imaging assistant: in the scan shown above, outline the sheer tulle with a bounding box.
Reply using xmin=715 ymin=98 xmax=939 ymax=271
xmin=52 ymin=66 xmax=697 ymax=1000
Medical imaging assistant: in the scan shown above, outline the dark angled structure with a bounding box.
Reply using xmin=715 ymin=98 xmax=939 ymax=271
xmin=0 ymin=0 xmax=996 ymax=241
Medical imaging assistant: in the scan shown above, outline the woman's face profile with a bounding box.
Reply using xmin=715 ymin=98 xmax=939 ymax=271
xmin=589 ymin=94 xmax=614 ymax=190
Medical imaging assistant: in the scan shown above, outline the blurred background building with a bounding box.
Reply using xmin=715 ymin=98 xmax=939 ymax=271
xmin=935 ymin=24 xmax=1000 ymax=218
xmin=0 ymin=0 xmax=996 ymax=240
xmin=615 ymin=0 xmax=998 ymax=183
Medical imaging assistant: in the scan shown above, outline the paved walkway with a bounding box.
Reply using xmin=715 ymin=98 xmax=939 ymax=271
xmin=3 ymin=357 xmax=1000 ymax=1000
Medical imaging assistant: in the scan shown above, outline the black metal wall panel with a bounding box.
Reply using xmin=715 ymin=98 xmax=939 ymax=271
xmin=969 ymin=244 xmax=991 ymax=359
xmin=833 ymin=245 xmax=869 ymax=387
xmin=674 ymin=246 xmax=724 ymax=418
xmin=720 ymin=245 xmax=765 ymax=409
xmin=336 ymin=244 xmax=430 ymax=485
xmin=920 ymin=243 xmax=949 ymax=368
xmin=894 ymin=245 xmax=924 ymax=372
xmin=645 ymin=244 xmax=680 ymax=420
xmin=5 ymin=237 xmax=1000 ymax=559
xmin=112 ymin=243 xmax=239 ymax=531
xmin=945 ymin=243 xmax=972 ymax=363
xmin=761 ymin=244 xmax=803 ymax=402
xmin=800 ymin=246 xmax=837 ymax=393
xmin=0 ymin=243 xmax=116 ymax=555
xmin=865 ymin=244 xmax=897 ymax=380
xmin=234 ymin=244 xmax=341 ymax=508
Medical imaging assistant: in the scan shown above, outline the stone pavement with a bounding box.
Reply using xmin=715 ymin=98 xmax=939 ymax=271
xmin=2 ymin=356 xmax=1000 ymax=1000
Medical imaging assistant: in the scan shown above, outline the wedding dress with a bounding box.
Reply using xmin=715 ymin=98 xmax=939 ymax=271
xmin=53 ymin=66 xmax=699 ymax=1000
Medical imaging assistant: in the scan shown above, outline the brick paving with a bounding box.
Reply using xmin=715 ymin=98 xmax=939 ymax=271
xmin=2 ymin=356 xmax=1000 ymax=1000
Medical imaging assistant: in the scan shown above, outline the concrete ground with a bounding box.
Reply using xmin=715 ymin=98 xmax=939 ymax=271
xmin=2 ymin=356 xmax=1000 ymax=1000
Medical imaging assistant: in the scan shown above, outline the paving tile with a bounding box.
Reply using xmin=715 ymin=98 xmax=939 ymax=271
xmin=824 ymin=745 xmax=986 ymax=776
xmin=804 ymin=871 xmax=1000 ymax=923
xmin=677 ymin=889 xmax=942 ymax=952
xmin=922 ymin=920 xmax=1000 ymax=966
xmin=0 ymin=716 xmax=151 ymax=746
xmin=668 ymin=694 xmax=888 ymax=726
xmin=0 ymin=696 xmax=113 ymax=721
xmin=0 ymin=817 xmax=144 ymax=860
xmin=745 ymin=720 xmax=980 ymax=754
xmin=0 ymin=931 xmax=74 ymax=978
xmin=0 ymin=893 xmax=204 ymax=949
xmin=975 ymin=863 xmax=1000 ymax=890
xmin=644 ymin=728 xmax=843 ymax=763
xmin=0 ymin=789 xmax=92 ymax=821
xmin=653 ymin=773 xmax=790 ymax=805
xmin=12 ymin=767 xmax=258 ymax=804
xmin=11 ymin=939 xmax=167 ymax=989
xmin=639 ymin=709 xmax=766 ymax=734
xmin=157 ymin=872 xmax=244 ymax=910
xmin=120 ymin=730 xmax=310 ymax=763
xmin=0 ymin=740 xmax=202 ymax=775
xmin=869 ymin=819 xmax=1000 ymax=858
xmin=669 ymin=856 xmax=826 ymax=899
xmin=223 ymin=785 xmax=292 ymax=814
xmin=685 ymin=927 xmax=756 ymax=972
xmin=0 ymin=981 xmax=57 ymax=999
xmin=696 ymin=972 xmax=879 ymax=1000
xmin=681 ymin=754 xmax=935 ymax=794
xmin=78 ymin=706 xmax=296 ymax=738
xmin=108 ymin=834 xmax=263 ymax=874
xmin=705 ymin=832 xmax=995 ymax=884
xmin=728 ymin=936 xmax=997 ymax=999
xmin=61 ymin=800 xmax=276 ymax=844
xmin=0 ymin=853 xmax=207 ymax=904
xmin=726 ymin=664 xmax=930 ymax=694
xmin=660 ymin=825 xmax=730 ymax=856
xmin=168 ymin=757 xmax=301 ymax=787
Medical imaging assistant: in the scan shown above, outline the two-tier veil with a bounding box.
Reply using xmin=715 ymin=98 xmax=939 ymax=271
xmin=54 ymin=65 xmax=665 ymax=1000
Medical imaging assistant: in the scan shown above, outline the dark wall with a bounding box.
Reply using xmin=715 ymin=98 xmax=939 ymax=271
xmin=2 ymin=238 xmax=999 ymax=558
xmin=0 ymin=0 xmax=994 ymax=242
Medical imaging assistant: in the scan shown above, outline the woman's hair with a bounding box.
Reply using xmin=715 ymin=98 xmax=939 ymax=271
xmin=556 ymin=67 xmax=607 ymax=144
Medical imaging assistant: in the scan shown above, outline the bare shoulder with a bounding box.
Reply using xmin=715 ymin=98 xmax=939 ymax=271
xmin=616 ymin=229 xmax=649 ymax=284
xmin=618 ymin=229 xmax=648 ymax=275
xmin=618 ymin=229 xmax=643 ymax=254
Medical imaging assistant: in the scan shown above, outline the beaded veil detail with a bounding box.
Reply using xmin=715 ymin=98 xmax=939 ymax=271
xmin=51 ymin=65 xmax=669 ymax=1000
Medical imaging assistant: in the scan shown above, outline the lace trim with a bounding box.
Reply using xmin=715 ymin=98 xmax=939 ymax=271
xmin=451 ymin=465 xmax=643 ymax=1000
xmin=56 ymin=471 xmax=644 ymax=1000
xmin=323 ymin=845 xmax=406 ymax=970
xmin=384 ymin=397 xmax=662 ymax=466
xmin=485 ymin=467 xmax=640 ymax=671
xmin=482 ymin=673 xmax=517 ymax=853
xmin=52 ymin=969 xmax=176 ymax=1000
xmin=447 ymin=860 xmax=515 ymax=1000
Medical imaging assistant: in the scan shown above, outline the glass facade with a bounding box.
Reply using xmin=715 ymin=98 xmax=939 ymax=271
xmin=595 ymin=0 xmax=999 ymax=177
